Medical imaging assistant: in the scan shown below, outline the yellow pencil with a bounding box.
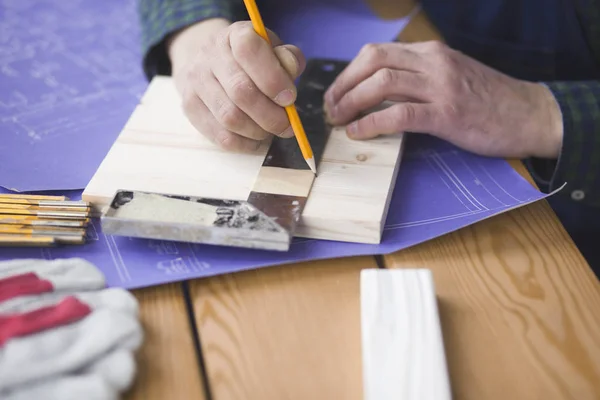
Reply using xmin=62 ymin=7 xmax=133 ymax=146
xmin=242 ymin=0 xmax=317 ymax=174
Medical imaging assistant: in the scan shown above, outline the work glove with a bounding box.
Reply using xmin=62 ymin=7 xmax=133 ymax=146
xmin=0 ymin=258 xmax=143 ymax=400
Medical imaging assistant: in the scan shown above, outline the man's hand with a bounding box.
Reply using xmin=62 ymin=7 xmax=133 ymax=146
xmin=168 ymin=19 xmax=306 ymax=152
xmin=323 ymin=41 xmax=563 ymax=159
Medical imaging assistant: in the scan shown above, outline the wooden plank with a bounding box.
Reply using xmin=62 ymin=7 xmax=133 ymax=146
xmin=82 ymin=75 xmax=405 ymax=245
xmin=189 ymin=256 xmax=378 ymax=399
xmin=384 ymin=8 xmax=600 ymax=400
xmin=360 ymin=268 xmax=452 ymax=400
xmin=383 ymin=200 xmax=600 ymax=399
xmin=124 ymin=284 xmax=206 ymax=400
xmin=367 ymin=0 xmax=416 ymax=19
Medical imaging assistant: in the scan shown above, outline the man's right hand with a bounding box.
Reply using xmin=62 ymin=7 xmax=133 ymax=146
xmin=167 ymin=19 xmax=306 ymax=152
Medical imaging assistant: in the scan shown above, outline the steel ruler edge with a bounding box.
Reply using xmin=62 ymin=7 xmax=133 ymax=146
xmin=100 ymin=59 xmax=348 ymax=251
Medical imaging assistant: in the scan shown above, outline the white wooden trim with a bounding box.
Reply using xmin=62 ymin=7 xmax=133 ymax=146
xmin=360 ymin=268 xmax=452 ymax=400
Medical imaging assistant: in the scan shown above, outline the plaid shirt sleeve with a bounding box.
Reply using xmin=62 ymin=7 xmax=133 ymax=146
xmin=137 ymin=0 xmax=243 ymax=79
xmin=527 ymin=81 xmax=600 ymax=207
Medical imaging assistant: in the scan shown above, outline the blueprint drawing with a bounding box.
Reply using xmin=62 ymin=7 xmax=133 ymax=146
xmin=0 ymin=0 xmax=147 ymax=191
xmin=0 ymin=135 xmax=554 ymax=289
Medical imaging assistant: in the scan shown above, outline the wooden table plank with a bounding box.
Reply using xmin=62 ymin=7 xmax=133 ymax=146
xmin=189 ymin=257 xmax=378 ymax=400
xmin=385 ymin=9 xmax=600 ymax=400
xmin=124 ymin=283 xmax=207 ymax=400
xmin=384 ymin=198 xmax=600 ymax=399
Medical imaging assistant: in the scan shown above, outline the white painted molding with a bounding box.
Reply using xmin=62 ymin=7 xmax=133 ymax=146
xmin=360 ymin=268 xmax=452 ymax=400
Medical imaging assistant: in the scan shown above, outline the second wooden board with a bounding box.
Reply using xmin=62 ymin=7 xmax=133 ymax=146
xmin=83 ymin=72 xmax=405 ymax=244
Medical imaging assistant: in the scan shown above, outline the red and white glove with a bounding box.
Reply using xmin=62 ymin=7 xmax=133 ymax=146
xmin=0 ymin=258 xmax=143 ymax=400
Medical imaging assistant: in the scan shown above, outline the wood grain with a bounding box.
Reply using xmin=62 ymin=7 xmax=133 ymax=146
xmin=367 ymin=0 xmax=416 ymax=20
xmin=82 ymin=77 xmax=405 ymax=245
xmin=252 ymin=167 xmax=315 ymax=197
xmin=124 ymin=284 xmax=206 ymax=400
xmin=189 ymin=257 xmax=377 ymax=400
xmin=384 ymin=200 xmax=600 ymax=399
xmin=360 ymin=269 xmax=452 ymax=400
xmin=385 ymin=8 xmax=600 ymax=399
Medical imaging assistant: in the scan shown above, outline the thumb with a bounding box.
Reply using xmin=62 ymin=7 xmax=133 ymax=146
xmin=274 ymin=44 xmax=306 ymax=80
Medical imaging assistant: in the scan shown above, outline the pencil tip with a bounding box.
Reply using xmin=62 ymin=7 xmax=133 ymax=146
xmin=306 ymin=157 xmax=317 ymax=175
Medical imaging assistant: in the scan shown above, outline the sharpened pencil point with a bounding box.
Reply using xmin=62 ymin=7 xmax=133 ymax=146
xmin=306 ymin=157 xmax=317 ymax=175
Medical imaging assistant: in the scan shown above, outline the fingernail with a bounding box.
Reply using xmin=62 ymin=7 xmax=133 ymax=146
xmin=347 ymin=122 xmax=358 ymax=138
xmin=324 ymin=90 xmax=335 ymax=108
xmin=323 ymin=102 xmax=332 ymax=120
xmin=275 ymin=89 xmax=295 ymax=106
xmin=328 ymin=105 xmax=338 ymax=119
xmin=279 ymin=125 xmax=294 ymax=138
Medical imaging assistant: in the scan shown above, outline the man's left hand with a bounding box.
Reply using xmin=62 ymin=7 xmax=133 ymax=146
xmin=323 ymin=41 xmax=563 ymax=159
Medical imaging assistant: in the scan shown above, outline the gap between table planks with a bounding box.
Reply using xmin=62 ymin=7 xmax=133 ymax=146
xmin=123 ymin=284 xmax=207 ymax=400
xmin=387 ymin=9 xmax=600 ymax=400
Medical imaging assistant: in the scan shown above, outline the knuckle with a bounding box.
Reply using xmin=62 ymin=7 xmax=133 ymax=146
xmin=265 ymin=113 xmax=289 ymax=135
xmin=361 ymin=43 xmax=387 ymax=63
xmin=214 ymin=131 xmax=239 ymax=151
xmin=362 ymin=112 xmax=378 ymax=128
xmin=375 ymin=68 xmax=396 ymax=86
xmin=184 ymin=64 xmax=201 ymax=84
xmin=441 ymin=101 xmax=461 ymax=124
xmin=425 ymin=40 xmax=447 ymax=54
xmin=228 ymin=74 xmax=256 ymax=104
xmin=399 ymin=104 xmax=417 ymax=125
xmin=216 ymin=103 xmax=244 ymax=130
xmin=230 ymin=24 xmax=262 ymax=61
xmin=181 ymin=89 xmax=198 ymax=114
xmin=264 ymin=76 xmax=288 ymax=98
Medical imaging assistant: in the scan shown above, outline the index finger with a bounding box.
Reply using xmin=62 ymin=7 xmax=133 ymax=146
xmin=228 ymin=23 xmax=303 ymax=107
xmin=324 ymin=43 xmax=423 ymax=109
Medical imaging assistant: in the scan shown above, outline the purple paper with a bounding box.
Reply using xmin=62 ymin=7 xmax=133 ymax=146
xmin=1 ymin=1 xmax=555 ymax=288
xmin=0 ymin=135 xmax=556 ymax=289
xmin=0 ymin=0 xmax=147 ymax=191
xmin=1 ymin=0 xmax=410 ymax=192
xmin=260 ymin=0 xmax=411 ymax=60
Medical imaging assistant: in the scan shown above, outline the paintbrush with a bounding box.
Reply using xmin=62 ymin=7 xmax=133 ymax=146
xmin=242 ymin=0 xmax=317 ymax=175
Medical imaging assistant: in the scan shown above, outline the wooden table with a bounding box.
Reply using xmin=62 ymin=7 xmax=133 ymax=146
xmin=123 ymin=4 xmax=600 ymax=400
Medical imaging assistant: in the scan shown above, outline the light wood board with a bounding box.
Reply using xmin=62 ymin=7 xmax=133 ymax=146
xmin=360 ymin=268 xmax=452 ymax=400
xmin=82 ymin=76 xmax=405 ymax=244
